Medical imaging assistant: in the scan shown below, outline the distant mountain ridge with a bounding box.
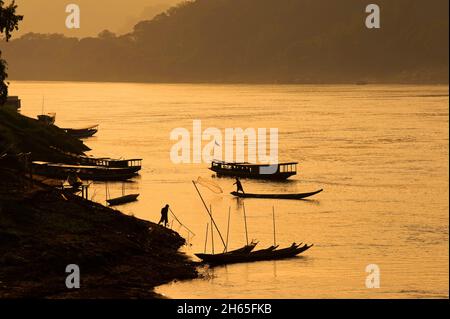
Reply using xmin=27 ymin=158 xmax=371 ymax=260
xmin=1 ymin=0 xmax=448 ymax=83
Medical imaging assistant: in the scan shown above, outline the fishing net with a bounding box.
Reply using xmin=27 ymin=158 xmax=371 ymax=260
xmin=195 ymin=177 xmax=223 ymax=194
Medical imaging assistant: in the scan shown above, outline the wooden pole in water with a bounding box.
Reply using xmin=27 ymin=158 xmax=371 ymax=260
xmin=225 ymin=207 xmax=231 ymax=253
xmin=192 ymin=181 xmax=226 ymax=248
xmin=272 ymin=206 xmax=277 ymax=246
xmin=105 ymin=181 xmax=109 ymax=203
xmin=204 ymin=223 xmax=209 ymax=253
xmin=242 ymin=202 xmax=249 ymax=246
xmin=210 ymin=205 xmax=214 ymax=254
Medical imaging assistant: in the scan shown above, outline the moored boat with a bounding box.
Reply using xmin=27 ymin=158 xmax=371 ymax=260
xmin=106 ymin=194 xmax=139 ymax=206
xmin=32 ymin=161 xmax=138 ymax=181
xmin=63 ymin=125 xmax=98 ymax=138
xmin=195 ymin=242 xmax=258 ymax=263
xmin=230 ymin=189 xmax=323 ymax=200
xmin=210 ymin=160 xmax=298 ymax=180
xmin=195 ymin=243 xmax=313 ymax=265
xmin=37 ymin=113 xmax=56 ymax=125
xmin=78 ymin=157 xmax=142 ymax=174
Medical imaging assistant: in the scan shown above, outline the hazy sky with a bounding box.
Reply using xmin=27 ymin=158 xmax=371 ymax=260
xmin=12 ymin=0 xmax=180 ymax=38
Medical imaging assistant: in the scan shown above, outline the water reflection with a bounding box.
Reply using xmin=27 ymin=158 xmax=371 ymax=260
xmin=11 ymin=82 xmax=449 ymax=299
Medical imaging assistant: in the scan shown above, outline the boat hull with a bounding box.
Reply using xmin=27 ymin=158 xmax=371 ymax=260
xmin=32 ymin=162 xmax=138 ymax=181
xmin=211 ymin=168 xmax=295 ymax=180
xmin=230 ymin=189 xmax=323 ymax=200
xmin=107 ymin=194 xmax=139 ymax=206
xmin=196 ymin=244 xmax=312 ymax=265
xmin=210 ymin=161 xmax=298 ymax=180
xmin=64 ymin=128 xmax=98 ymax=138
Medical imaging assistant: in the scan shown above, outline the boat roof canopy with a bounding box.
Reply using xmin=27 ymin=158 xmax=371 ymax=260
xmin=32 ymin=161 xmax=131 ymax=170
xmin=212 ymin=160 xmax=298 ymax=167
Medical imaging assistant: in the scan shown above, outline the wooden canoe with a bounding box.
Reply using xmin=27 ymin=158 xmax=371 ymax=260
xmin=63 ymin=125 xmax=98 ymax=138
xmin=195 ymin=242 xmax=258 ymax=262
xmin=32 ymin=161 xmax=138 ymax=181
xmin=230 ymin=189 xmax=323 ymax=200
xmin=224 ymin=241 xmax=258 ymax=254
xmin=106 ymin=194 xmax=139 ymax=206
xmin=195 ymin=243 xmax=313 ymax=265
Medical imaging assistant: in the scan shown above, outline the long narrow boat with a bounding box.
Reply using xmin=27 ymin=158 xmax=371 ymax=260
xmin=32 ymin=161 xmax=138 ymax=181
xmin=210 ymin=160 xmax=298 ymax=180
xmin=107 ymin=194 xmax=139 ymax=206
xmin=224 ymin=241 xmax=258 ymax=254
xmin=37 ymin=113 xmax=56 ymax=125
xmin=195 ymin=243 xmax=313 ymax=265
xmin=249 ymin=245 xmax=280 ymax=255
xmin=195 ymin=242 xmax=258 ymax=262
xmin=78 ymin=157 xmax=142 ymax=174
xmin=230 ymin=189 xmax=323 ymax=200
xmin=63 ymin=125 xmax=98 ymax=138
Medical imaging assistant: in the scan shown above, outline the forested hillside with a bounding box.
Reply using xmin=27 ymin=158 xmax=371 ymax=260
xmin=1 ymin=0 xmax=448 ymax=83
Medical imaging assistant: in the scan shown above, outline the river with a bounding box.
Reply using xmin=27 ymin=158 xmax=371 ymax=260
xmin=9 ymin=81 xmax=449 ymax=298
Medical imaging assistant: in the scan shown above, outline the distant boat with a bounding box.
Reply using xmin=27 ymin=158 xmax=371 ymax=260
xmin=210 ymin=160 xmax=298 ymax=180
xmin=63 ymin=125 xmax=98 ymax=138
xmin=78 ymin=157 xmax=142 ymax=174
xmin=37 ymin=97 xmax=55 ymax=125
xmin=106 ymin=194 xmax=139 ymax=206
xmin=32 ymin=161 xmax=138 ymax=181
xmin=105 ymin=181 xmax=139 ymax=206
xmin=37 ymin=113 xmax=56 ymax=125
xmin=230 ymin=189 xmax=323 ymax=200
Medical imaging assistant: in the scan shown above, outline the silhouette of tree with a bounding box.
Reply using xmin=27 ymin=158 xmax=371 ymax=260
xmin=0 ymin=0 xmax=23 ymax=105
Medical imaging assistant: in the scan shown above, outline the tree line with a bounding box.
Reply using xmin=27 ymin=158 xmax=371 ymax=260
xmin=1 ymin=0 xmax=448 ymax=84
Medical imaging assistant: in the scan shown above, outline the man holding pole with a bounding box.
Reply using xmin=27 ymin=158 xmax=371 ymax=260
xmin=158 ymin=204 xmax=170 ymax=227
xmin=233 ymin=177 xmax=245 ymax=194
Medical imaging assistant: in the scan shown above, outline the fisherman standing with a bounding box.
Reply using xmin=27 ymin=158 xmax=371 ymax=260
xmin=233 ymin=177 xmax=245 ymax=194
xmin=158 ymin=204 xmax=170 ymax=227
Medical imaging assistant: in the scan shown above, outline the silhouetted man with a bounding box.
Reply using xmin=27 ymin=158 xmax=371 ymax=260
xmin=158 ymin=204 xmax=169 ymax=227
xmin=233 ymin=177 xmax=245 ymax=194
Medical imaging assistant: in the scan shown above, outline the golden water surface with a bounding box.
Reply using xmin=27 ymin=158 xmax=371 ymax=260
xmin=10 ymin=81 xmax=449 ymax=298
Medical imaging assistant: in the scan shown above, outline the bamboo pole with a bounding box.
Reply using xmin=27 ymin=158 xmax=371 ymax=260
xmin=272 ymin=206 xmax=277 ymax=246
xmin=204 ymin=223 xmax=209 ymax=253
xmin=210 ymin=205 xmax=214 ymax=254
xmin=242 ymin=201 xmax=249 ymax=246
xmin=105 ymin=181 xmax=109 ymax=203
xmin=224 ymin=207 xmax=231 ymax=253
xmin=192 ymin=181 xmax=226 ymax=248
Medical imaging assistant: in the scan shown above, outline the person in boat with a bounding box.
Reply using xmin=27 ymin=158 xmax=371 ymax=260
xmin=158 ymin=204 xmax=170 ymax=227
xmin=233 ymin=177 xmax=245 ymax=194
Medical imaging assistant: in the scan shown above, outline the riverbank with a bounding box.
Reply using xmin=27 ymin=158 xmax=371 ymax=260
xmin=0 ymin=107 xmax=88 ymax=162
xmin=0 ymin=168 xmax=198 ymax=298
xmin=0 ymin=109 xmax=198 ymax=298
